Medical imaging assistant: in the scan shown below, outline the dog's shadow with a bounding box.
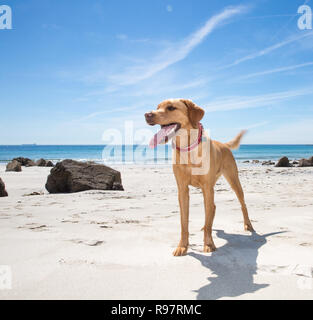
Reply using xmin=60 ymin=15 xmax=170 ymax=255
xmin=189 ymin=229 xmax=284 ymax=300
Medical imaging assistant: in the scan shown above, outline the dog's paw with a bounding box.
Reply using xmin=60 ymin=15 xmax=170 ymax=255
xmin=244 ymin=223 xmax=255 ymax=232
xmin=203 ymin=244 xmax=216 ymax=253
xmin=173 ymin=246 xmax=188 ymax=256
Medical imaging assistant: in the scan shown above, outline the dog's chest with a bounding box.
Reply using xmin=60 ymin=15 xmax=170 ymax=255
xmin=173 ymin=164 xmax=206 ymax=188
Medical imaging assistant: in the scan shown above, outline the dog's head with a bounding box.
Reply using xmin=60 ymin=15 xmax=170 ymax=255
xmin=145 ymin=99 xmax=205 ymax=147
xmin=145 ymin=99 xmax=204 ymax=129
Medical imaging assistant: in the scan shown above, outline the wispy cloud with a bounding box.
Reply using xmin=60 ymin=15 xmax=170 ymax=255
xmin=236 ymin=61 xmax=313 ymax=80
xmin=222 ymin=31 xmax=313 ymax=69
xmin=87 ymin=76 xmax=209 ymax=98
xmin=205 ymin=86 xmax=313 ymax=112
xmin=166 ymin=5 xmax=173 ymax=13
xmin=109 ymin=6 xmax=248 ymax=86
xmin=116 ymin=34 xmax=128 ymax=40
xmin=233 ymin=120 xmax=269 ymax=132
xmin=245 ymin=118 xmax=313 ymax=144
xmin=72 ymin=98 xmax=157 ymax=123
xmin=116 ymin=34 xmax=150 ymax=43
xmin=245 ymin=121 xmax=270 ymax=129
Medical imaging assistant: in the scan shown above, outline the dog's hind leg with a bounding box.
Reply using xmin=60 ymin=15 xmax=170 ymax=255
xmin=223 ymin=162 xmax=254 ymax=232
xmin=202 ymin=184 xmax=217 ymax=252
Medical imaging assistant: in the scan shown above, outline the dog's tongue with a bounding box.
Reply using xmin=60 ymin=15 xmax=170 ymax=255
xmin=149 ymin=124 xmax=178 ymax=148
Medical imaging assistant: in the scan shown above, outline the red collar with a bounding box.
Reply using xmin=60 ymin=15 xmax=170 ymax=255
xmin=173 ymin=123 xmax=203 ymax=152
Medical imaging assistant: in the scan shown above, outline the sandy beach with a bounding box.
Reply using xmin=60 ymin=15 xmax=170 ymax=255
xmin=0 ymin=163 xmax=313 ymax=299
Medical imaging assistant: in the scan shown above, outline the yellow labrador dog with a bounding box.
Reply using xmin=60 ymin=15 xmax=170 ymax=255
xmin=145 ymin=99 xmax=254 ymax=256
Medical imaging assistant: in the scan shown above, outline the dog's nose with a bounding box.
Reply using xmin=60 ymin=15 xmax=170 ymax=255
xmin=145 ymin=112 xmax=154 ymax=121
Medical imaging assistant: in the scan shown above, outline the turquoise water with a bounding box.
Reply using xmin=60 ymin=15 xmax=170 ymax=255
xmin=0 ymin=144 xmax=312 ymax=165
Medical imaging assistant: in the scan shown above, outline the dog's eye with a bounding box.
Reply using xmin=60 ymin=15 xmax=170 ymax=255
xmin=167 ymin=106 xmax=176 ymax=111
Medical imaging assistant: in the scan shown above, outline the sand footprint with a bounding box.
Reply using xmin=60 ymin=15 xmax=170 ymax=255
xmin=18 ymin=223 xmax=49 ymax=231
xmin=69 ymin=239 xmax=104 ymax=246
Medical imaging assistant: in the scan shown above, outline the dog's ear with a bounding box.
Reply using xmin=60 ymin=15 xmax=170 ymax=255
xmin=181 ymin=99 xmax=205 ymax=128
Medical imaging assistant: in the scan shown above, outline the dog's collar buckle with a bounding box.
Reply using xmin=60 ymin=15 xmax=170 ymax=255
xmin=173 ymin=123 xmax=203 ymax=152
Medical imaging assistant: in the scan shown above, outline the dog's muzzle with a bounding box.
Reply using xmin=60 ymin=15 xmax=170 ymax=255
xmin=145 ymin=112 xmax=155 ymax=125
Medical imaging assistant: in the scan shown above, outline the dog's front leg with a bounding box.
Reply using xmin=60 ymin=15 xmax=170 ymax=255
xmin=173 ymin=185 xmax=189 ymax=256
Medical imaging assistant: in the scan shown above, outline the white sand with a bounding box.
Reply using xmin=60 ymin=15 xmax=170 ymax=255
xmin=0 ymin=163 xmax=313 ymax=299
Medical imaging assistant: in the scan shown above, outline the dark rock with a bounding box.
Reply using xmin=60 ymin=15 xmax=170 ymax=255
xmin=298 ymin=156 xmax=313 ymax=167
xmin=0 ymin=178 xmax=8 ymax=197
xmin=6 ymin=160 xmax=22 ymax=172
xmin=36 ymin=158 xmax=54 ymax=167
xmin=13 ymin=157 xmax=53 ymax=167
xmin=275 ymin=156 xmax=292 ymax=167
xmin=262 ymin=160 xmax=275 ymax=166
xmin=26 ymin=160 xmax=36 ymax=167
xmin=292 ymin=160 xmax=299 ymax=165
xmin=13 ymin=157 xmax=35 ymax=167
xmin=243 ymin=160 xmax=250 ymax=163
xmin=45 ymin=161 xmax=54 ymax=167
xmin=45 ymin=159 xmax=124 ymax=193
xmin=36 ymin=158 xmax=47 ymax=167
xmin=252 ymin=160 xmax=260 ymax=164
xmin=86 ymin=161 xmax=97 ymax=165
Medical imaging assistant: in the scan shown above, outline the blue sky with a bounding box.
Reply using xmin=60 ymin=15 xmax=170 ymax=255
xmin=1 ymin=0 xmax=313 ymax=144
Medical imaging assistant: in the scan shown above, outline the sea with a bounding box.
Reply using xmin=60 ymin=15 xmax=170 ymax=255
xmin=0 ymin=144 xmax=312 ymax=165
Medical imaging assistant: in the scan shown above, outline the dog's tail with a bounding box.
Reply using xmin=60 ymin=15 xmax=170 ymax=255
xmin=225 ymin=130 xmax=247 ymax=150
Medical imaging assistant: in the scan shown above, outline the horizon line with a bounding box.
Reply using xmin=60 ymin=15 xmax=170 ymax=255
xmin=0 ymin=144 xmax=313 ymax=146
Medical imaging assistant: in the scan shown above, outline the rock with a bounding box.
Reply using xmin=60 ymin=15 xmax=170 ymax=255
xmin=243 ymin=160 xmax=250 ymax=163
xmin=298 ymin=156 xmax=313 ymax=167
xmin=13 ymin=157 xmax=53 ymax=167
xmin=13 ymin=157 xmax=35 ymax=167
xmin=275 ymin=156 xmax=292 ymax=167
xmin=86 ymin=161 xmax=97 ymax=165
xmin=25 ymin=160 xmax=36 ymax=167
xmin=6 ymin=160 xmax=22 ymax=172
xmin=45 ymin=159 xmax=124 ymax=193
xmin=0 ymin=178 xmax=8 ymax=197
xmin=252 ymin=160 xmax=260 ymax=164
xmin=13 ymin=157 xmax=30 ymax=165
xmin=262 ymin=160 xmax=275 ymax=166
xmin=35 ymin=159 xmax=54 ymax=167
xmin=292 ymin=160 xmax=299 ymax=165
xmin=36 ymin=158 xmax=47 ymax=167
xmin=45 ymin=160 xmax=54 ymax=167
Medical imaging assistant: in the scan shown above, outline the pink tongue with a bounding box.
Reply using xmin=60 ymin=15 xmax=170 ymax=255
xmin=149 ymin=124 xmax=177 ymax=148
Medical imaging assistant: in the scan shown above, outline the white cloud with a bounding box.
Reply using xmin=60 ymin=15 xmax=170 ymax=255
xmin=245 ymin=121 xmax=270 ymax=129
xmin=222 ymin=31 xmax=313 ymax=69
xmin=236 ymin=61 xmax=313 ymax=80
xmin=166 ymin=5 xmax=173 ymax=13
xmin=116 ymin=34 xmax=150 ymax=43
xmin=118 ymin=77 xmax=208 ymax=97
xmin=245 ymin=119 xmax=313 ymax=144
xmin=205 ymin=86 xmax=313 ymax=112
xmin=116 ymin=34 xmax=128 ymax=40
xmin=109 ymin=6 xmax=248 ymax=86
